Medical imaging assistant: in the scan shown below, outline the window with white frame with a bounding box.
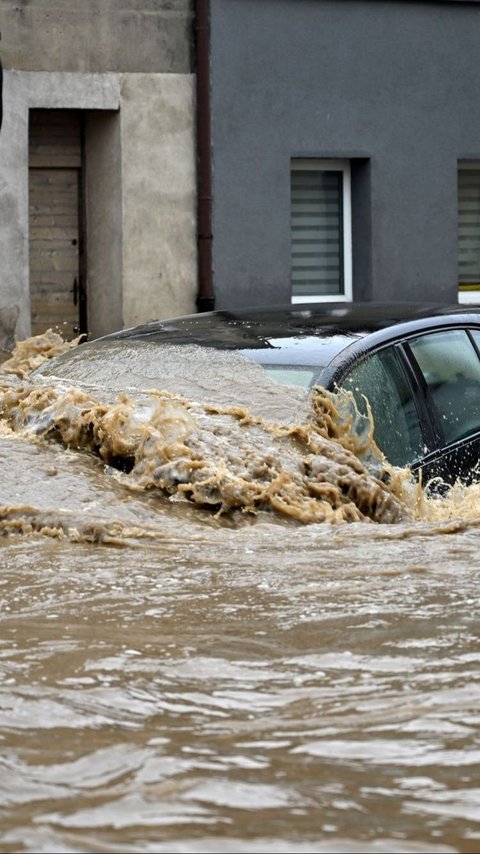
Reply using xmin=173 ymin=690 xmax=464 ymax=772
xmin=458 ymin=162 xmax=480 ymax=303
xmin=291 ymin=159 xmax=352 ymax=303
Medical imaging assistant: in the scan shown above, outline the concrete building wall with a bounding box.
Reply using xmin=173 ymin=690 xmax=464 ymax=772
xmin=0 ymin=0 xmax=192 ymax=73
xmin=84 ymin=109 xmax=124 ymax=339
xmin=0 ymin=71 xmax=122 ymax=344
xmin=120 ymin=74 xmax=197 ymax=329
xmin=209 ymin=0 xmax=480 ymax=308
xmin=0 ymin=1 xmax=196 ymax=348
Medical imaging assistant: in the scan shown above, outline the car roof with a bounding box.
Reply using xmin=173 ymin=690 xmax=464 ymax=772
xmin=100 ymin=301 xmax=480 ymax=371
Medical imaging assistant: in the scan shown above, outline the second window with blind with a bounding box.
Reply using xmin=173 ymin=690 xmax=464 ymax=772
xmin=291 ymin=159 xmax=352 ymax=303
xmin=458 ymin=162 xmax=480 ymax=303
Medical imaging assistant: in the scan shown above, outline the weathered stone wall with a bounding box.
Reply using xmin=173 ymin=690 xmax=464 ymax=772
xmin=0 ymin=2 xmax=197 ymax=347
xmin=120 ymin=74 xmax=197 ymax=329
xmin=0 ymin=1 xmax=193 ymax=73
xmin=0 ymin=71 xmax=122 ymax=346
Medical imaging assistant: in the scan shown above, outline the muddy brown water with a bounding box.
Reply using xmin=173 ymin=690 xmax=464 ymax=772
xmin=1 ymin=333 xmax=480 ymax=853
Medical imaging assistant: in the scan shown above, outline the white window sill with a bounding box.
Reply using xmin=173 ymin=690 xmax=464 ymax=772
xmin=291 ymin=295 xmax=352 ymax=304
xmin=458 ymin=291 xmax=480 ymax=304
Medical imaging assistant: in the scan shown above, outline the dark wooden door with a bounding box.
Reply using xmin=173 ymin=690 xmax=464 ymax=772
xmin=29 ymin=110 xmax=86 ymax=339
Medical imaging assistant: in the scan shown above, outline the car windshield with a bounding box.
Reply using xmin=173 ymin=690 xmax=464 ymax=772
xmin=261 ymin=366 xmax=318 ymax=388
xmin=238 ymin=333 xmax=357 ymax=380
xmin=33 ymin=320 xmax=362 ymax=420
xmin=34 ymin=338 xmax=316 ymax=424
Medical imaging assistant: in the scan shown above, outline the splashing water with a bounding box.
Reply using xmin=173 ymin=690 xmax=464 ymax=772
xmin=1 ymin=328 xmax=82 ymax=377
xmin=0 ymin=331 xmax=412 ymax=527
xmin=1 ymin=329 xmax=480 ymax=533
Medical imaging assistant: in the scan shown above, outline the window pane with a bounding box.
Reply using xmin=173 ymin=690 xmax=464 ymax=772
xmin=409 ymin=330 xmax=480 ymax=445
xmin=291 ymin=168 xmax=344 ymax=297
xmin=341 ymin=347 xmax=424 ymax=467
xmin=458 ymin=167 xmax=480 ymax=287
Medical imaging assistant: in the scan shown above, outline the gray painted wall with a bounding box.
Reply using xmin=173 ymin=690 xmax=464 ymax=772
xmin=210 ymin=0 xmax=480 ymax=307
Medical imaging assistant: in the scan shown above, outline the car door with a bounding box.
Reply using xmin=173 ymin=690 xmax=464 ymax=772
xmin=404 ymin=328 xmax=480 ymax=485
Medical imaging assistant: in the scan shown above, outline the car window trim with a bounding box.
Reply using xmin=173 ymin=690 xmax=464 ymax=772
xmin=397 ymin=340 xmax=443 ymax=453
xmin=468 ymin=327 xmax=480 ymax=360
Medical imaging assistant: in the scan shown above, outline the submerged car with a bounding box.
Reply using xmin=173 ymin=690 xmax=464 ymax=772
xmin=36 ymin=302 xmax=480 ymax=485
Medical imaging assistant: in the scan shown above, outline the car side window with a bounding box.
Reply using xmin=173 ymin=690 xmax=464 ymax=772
xmin=408 ymin=329 xmax=480 ymax=445
xmin=340 ymin=346 xmax=425 ymax=467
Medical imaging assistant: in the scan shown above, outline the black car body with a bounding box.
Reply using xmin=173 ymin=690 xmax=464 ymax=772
xmin=37 ymin=303 xmax=480 ymax=485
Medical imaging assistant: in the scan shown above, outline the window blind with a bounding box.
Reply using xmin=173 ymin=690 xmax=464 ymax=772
xmin=458 ymin=167 xmax=480 ymax=287
xmin=291 ymin=168 xmax=344 ymax=297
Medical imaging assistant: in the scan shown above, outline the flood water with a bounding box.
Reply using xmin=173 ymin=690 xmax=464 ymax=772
xmin=1 ymin=334 xmax=480 ymax=853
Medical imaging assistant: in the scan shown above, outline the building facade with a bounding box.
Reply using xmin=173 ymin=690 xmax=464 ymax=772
xmin=208 ymin=0 xmax=480 ymax=310
xmin=0 ymin=0 xmax=197 ymax=349
xmin=2 ymin=0 xmax=480 ymax=351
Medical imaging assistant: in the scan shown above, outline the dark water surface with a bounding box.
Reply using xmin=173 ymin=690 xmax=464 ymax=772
xmin=1 ymin=337 xmax=480 ymax=853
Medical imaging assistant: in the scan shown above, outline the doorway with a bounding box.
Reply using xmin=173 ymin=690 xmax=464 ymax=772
xmin=28 ymin=109 xmax=87 ymax=339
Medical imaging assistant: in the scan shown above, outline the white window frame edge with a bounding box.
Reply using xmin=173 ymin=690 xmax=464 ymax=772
xmin=458 ymin=160 xmax=480 ymax=304
xmin=458 ymin=291 xmax=480 ymax=304
xmin=291 ymin=158 xmax=353 ymax=304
